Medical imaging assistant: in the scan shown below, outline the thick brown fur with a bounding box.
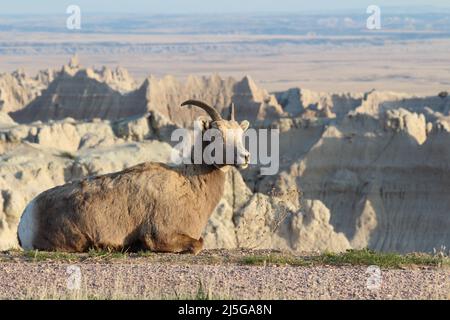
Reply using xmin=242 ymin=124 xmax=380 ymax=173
xmin=32 ymin=162 xmax=225 ymax=254
xmin=19 ymin=100 xmax=250 ymax=254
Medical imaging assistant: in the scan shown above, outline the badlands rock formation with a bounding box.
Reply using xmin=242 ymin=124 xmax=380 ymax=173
xmin=0 ymin=68 xmax=55 ymax=114
xmin=0 ymin=59 xmax=449 ymax=253
xmin=8 ymin=58 xmax=284 ymax=126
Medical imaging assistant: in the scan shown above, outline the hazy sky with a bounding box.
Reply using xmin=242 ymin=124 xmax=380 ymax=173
xmin=1 ymin=0 xmax=450 ymax=14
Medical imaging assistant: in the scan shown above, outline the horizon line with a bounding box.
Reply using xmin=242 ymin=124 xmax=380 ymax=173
xmin=2 ymin=5 xmax=450 ymax=16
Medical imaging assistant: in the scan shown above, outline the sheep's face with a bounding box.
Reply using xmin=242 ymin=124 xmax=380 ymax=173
xmin=201 ymin=119 xmax=250 ymax=169
xmin=182 ymin=100 xmax=250 ymax=169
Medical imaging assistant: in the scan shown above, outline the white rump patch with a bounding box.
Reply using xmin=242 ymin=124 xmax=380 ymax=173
xmin=17 ymin=199 xmax=38 ymax=250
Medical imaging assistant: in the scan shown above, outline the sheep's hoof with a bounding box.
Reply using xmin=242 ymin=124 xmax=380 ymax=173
xmin=189 ymin=237 xmax=204 ymax=255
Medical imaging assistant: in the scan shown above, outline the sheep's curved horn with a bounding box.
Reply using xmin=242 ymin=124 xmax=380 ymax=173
xmin=181 ymin=100 xmax=222 ymax=122
xmin=229 ymin=102 xmax=235 ymax=121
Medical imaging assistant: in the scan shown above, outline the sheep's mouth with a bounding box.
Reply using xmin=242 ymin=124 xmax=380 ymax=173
xmin=239 ymin=163 xmax=249 ymax=169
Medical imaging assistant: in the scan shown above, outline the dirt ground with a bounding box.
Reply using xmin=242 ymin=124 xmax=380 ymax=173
xmin=0 ymin=249 xmax=448 ymax=300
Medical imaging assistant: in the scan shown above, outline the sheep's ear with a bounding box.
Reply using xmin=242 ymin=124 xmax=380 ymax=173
xmin=195 ymin=116 xmax=211 ymax=132
xmin=240 ymin=120 xmax=249 ymax=131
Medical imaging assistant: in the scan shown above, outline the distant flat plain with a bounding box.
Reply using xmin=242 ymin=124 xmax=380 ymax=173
xmin=1 ymin=13 xmax=450 ymax=95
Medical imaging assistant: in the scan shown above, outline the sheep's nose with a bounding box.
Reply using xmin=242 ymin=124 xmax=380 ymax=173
xmin=244 ymin=153 xmax=250 ymax=163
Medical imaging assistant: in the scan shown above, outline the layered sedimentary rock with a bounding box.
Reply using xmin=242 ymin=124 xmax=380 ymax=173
xmin=0 ymin=68 xmax=54 ymax=114
xmin=10 ymin=70 xmax=145 ymax=123
xmin=263 ymin=91 xmax=450 ymax=253
xmin=275 ymin=87 xmax=363 ymax=119
xmin=9 ymin=60 xmax=284 ymax=126
xmin=1 ymin=61 xmax=449 ymax=253
xmin=0 ymin=113 xmax=16 ymax=129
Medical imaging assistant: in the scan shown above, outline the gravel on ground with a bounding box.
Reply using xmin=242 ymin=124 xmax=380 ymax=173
xmin=0 ymin=250 xmax=448 ymax=300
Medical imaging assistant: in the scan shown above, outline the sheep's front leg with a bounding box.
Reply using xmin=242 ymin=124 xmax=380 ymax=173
xmin=143 ymin=233 xmax=204 ymax=255
xmin=171 ymin=234 xmax=203 ymax=255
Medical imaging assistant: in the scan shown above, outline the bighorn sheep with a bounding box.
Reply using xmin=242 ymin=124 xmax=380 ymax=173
xmin=17 ymin=100 xmax=250 ymax=254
